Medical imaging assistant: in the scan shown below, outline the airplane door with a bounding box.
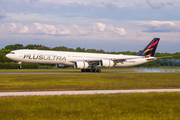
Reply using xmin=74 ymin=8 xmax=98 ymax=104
xmin=19 ymin=52 xmax=23 ymax=57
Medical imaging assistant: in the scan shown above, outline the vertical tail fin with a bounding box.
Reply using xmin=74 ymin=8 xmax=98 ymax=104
xmin=138 ymin=38 xmax=160 ymax=57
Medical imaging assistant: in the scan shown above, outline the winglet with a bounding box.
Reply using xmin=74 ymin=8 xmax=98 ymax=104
xmin=138 ymin=38 xmax=160 ymax=57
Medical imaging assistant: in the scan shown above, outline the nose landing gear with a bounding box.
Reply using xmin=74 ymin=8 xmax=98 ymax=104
xmin=18 ymin=62 xmax=22 ymax=69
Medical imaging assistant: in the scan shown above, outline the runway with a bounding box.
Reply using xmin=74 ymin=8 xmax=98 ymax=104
xmin=0 ymin=89 xmax=180 ymax=97
xmin=0 ymin=71 xmax=80 ymax=74
xmin=0 ymin=71 xmax=180 ymax=74
xmin=0 ymin=71 xmax=137 ymax=74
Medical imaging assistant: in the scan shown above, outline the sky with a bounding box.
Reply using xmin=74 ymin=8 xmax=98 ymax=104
xmin=0 ymin=0 xmax=180 ymax=53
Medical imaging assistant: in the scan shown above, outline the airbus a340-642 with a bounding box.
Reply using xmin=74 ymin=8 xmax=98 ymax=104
xmin=6 ymin=38 xmax=160 ymax=72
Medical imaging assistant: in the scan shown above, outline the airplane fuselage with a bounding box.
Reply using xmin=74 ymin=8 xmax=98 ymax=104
xmin=6 ymin=49 xmax=155 ymax=67
xmin=5 ymin=38 xmax=160 ymax=72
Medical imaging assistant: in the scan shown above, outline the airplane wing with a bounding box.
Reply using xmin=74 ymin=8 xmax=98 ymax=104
xmin=70 ymin=57 xmax=142 ymax=65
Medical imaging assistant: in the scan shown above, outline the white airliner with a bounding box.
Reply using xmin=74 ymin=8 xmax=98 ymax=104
xmin=6 ymin=38 xmax=160 ymax=72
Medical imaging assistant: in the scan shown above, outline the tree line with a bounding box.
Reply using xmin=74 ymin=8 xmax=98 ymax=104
xmin=0 ymin=44 xmax=180 ymax=69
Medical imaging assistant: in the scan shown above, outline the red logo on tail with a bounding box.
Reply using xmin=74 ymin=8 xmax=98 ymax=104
xmin=148 ymin=41 xmax=158 ymax=49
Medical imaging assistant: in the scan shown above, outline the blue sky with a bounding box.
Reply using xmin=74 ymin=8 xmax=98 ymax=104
xmin=0 ymin=0 xmax=180 ymax=53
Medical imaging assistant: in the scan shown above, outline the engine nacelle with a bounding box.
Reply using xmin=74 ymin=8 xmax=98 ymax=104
xmin=74 ymin=62 xmax=89 ymax=69
xmin=56 ymin=64 xmax=69 ymax=68
xmin=101 ymin=60 xmax=114 ymax=67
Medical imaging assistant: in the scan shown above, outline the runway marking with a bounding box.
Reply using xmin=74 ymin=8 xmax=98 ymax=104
xmin=0 ymin=89 xmax=180 ymax=97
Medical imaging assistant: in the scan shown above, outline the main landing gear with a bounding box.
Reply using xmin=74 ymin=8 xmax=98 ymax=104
xmin=81 ymin=69 xmax=101 ymax=73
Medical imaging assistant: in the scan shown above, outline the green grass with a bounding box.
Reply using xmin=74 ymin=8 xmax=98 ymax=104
xmin=0 ymin=93 xmax=180 ymax=120
xmin=0 ymin=73 xmax=180 ymax=92
xmin=0 ymin=69 xmax=180 ymax=119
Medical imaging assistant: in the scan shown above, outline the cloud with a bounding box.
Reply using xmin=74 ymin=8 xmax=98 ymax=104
xmin=32 ymin=23 xmax=71 ymax=35
xmin=69 ymin=2 xmax=85 ymax=7
xmin=68 ymin=2 xmax=91 ymax=9
xmin=114 ymin=28 xmax=126 ymax=36
xmin=93 ymin=23 xmax=107 ymax=32
xmin=146 ymin=0 xmax=175 ymax=9
xmin=106 ymin=25 xmax=126 ymax=36
xmin=93 ymin=23 xmax=126 ymax=36
xmin=101 ymin=2 xmax=120 ymax=10
xmin=71 ymin=24 xmax=88 ymax=35
xmin=30 ymin=0 xmax=40 ymax=4
xmin=146 ymin=0 xmax=164 ymax=9
xmin=0 ymin=5 xmax=6 ymax=19
xmin=139 ymin=21 xmax=179 ymax=33
xmin=166 ymin=2 xmax=174 ymax=6
xmin=0 ymin=23 xmax=29 ymax=34
xmin=72 ymin=23 xmax=126 ymax=36
xmin=0 ymin=22 xmax=126 ymax=37
xmin=0 ymin=23 xmax=71 ymax=35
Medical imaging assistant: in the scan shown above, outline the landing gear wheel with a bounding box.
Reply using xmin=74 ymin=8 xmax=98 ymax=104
xmin=85 ymin=69 xmax=90 ymax=72
xmin=81 ymin=69 xmax=101 ymax=73
xmin=81 ymin=69 xmax=86 ymax=72
xmin=96 ymin=69 xmax=101 ymax=73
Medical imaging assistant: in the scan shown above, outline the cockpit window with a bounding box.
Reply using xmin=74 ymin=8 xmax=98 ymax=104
xmin=9 ymin=52 xmax=15 ymax=54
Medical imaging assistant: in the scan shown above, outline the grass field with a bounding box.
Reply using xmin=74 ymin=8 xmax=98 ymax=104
xmin=0 ymin=73 xmax=180 ymax=92
xmin=0 ymin=93 xmax=180 ymax=120
xmin=1 ymin=68 xmax=180 ymax=119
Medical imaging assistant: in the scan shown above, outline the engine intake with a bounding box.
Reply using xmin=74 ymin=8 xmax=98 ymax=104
xmin=101 ymin=60 xmax=114 ymax=67
xmin=56 ymin=64 xmax=69 ymax=68
xmin=74 ymin=62 xmax=89 ymax=69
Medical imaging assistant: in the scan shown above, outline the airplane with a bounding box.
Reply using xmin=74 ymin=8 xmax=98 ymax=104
xmin=6 ymin=38 xmax=160 ymax=72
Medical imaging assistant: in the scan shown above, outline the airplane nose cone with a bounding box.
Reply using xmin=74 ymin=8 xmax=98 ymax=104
xmin=6 ymin=54 xmax=11 ymax=59
xmin=5 ymin=54 xmax=9 ymax=58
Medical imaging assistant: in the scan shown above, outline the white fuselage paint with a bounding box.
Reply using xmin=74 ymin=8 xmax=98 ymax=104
xmin=6 ymin=49 xmax=155 ymax=67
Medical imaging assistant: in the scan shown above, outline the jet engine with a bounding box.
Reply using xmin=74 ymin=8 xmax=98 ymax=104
xmin=101 ymin=60 xmax=114 ymax=67
xmin=56 ymin=64 xmax=69 ymax=68
xmin=74 ymin=61 xmax=89 ymax=69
